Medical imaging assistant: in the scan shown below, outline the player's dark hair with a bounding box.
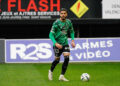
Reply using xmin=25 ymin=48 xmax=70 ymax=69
xmin=60 ymin=8 xmax=67 ymax=13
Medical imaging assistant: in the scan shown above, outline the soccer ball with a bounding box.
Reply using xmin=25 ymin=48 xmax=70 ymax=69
xmin=81 ymin=73 xmax=90 ymax=81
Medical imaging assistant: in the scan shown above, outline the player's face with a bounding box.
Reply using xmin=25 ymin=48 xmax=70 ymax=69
xmin=60 ymin=11 xmax=67 ymax=20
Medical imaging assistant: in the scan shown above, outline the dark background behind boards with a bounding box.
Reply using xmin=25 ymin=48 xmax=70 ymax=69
xmin=0 ymin=0 xmax=119 ymax=39
xmin=0 ymin=21 xmax=120 ymax=39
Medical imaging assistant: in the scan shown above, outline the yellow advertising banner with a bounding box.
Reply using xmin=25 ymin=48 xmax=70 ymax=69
xmin=70 ymin=0 xmax=89 ymax=18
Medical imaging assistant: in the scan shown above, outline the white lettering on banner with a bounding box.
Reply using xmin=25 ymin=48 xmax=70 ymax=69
xmin=102 ymin=51 xmax=110 ymax=57
xmin=96 ymin=50 xmax=102 ymax=58
xmin=10 ymin=43 xmax=52 ymax=60
xmin=70 ymin=55 xmax=73 ymax=60
xmin=100 ymin=41 xmax=106 ymax=48
xmin=90 ymin=42 xmax=99 ymax=48
xmin=82 ymin=43 xmax=89 ymax=49
xmin=36 ymin=43 xmax=52 ymax=59
xmin=71 ymin=40 xmax=113 ymax=50
xmin=23 ymin=44 xmax=39 ymax=60
xmin=11 ymin=44 xmax=26 ymax=59
xmin=69 ymin=40 xmax=113 ymax=60
xmin=90 ymin=40 xmax=113 ymax=48
xmin=107 ymin=40 xmax=113 ymax=47
xmin=75 ymin=50 xmax=110 ymax=59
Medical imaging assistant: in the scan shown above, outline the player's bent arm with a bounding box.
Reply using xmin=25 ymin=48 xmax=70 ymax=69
xmin=70 ymin=30 xmax=75 ymax=48
xmin=69 ymin=21 xmax=75 ymax=47
xmin=70 ymin=31 xmax=74 ymax=40
xmin=69 ymin=20 xmax=75 ymax=40
xmin=49 ymin=32 xmax=57 ymax=45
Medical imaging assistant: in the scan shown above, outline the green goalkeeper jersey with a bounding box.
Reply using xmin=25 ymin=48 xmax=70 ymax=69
xmin=49 ymin=19 xmax=74 ymax=46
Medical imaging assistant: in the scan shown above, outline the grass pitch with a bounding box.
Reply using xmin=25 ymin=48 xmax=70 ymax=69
xmin=0 ymin=62 xmax=120 ymax=86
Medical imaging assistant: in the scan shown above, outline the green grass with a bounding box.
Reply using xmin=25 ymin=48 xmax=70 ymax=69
xmin=0 ymin=62 xmax=120 ymax=86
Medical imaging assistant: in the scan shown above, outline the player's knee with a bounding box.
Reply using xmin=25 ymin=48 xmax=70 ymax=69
xmin=63 ymin=53 xmax=70 ymax=56
xmin=55 ymin=57 xmax=60 ymax=61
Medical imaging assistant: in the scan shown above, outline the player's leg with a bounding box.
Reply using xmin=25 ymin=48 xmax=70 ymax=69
xmin=50 ymin=57 xmax=60 ymax=72
xmin=48 ymin=46 xmax=62 ymax=80
xmin=50 ymin=46 xmax=62 ymax=72
xmin=61 ymin=53 xmax=70 ymax=75
xmin=48 ymin=57 xmax=60 ymax=80
xmin=59 ymin=45 xmax=70 ymax=81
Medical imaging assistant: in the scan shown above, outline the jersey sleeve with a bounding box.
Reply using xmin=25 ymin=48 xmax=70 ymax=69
xmin=49 ymin=21 xmax=58 ymax=45
xmin=50 ymin=21 xmax=58 ymax=34
xmin=69 ymin=20 xmax=75 ymax=40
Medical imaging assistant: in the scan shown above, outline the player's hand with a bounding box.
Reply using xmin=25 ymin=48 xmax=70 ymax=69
xmin=71 ymin=40 xmax=75 ymax=48
xmin=55 ymin=43 xmax=62 ymax=49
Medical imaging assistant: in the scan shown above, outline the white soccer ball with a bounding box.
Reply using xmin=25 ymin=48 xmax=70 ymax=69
xmin=81 ymin=73 xmax=90 ymax=81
